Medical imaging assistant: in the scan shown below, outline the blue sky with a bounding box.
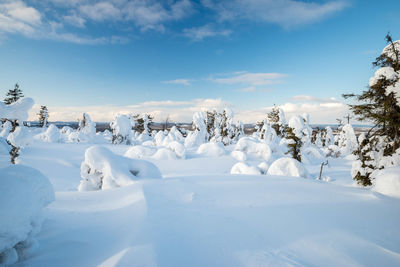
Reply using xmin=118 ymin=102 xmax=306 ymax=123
xmin=0 ymin=0 xmax=399 ymax=123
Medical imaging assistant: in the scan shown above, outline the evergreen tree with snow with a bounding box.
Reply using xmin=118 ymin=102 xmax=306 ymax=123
xmin=133 ymin=113 xmax=153 ymax=133
xmin=4 ymin=83 xmax=24 ymax=105
xmin=344 ymin=33 xmax=400 ymax=185
xmin=285 ymin=126 xmax=302 ymax=162
xmin=37 ymin=106 xmax=49 ymax=128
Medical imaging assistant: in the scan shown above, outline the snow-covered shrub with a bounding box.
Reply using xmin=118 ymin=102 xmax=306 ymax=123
xmin=230 ymin=162 xmax=261 ymax=175
xmin=41 ymin=124 xmax=61 ymax=143
xmin=197 ymin=142 xmax=225 ymax=157
xmin=165 ymin=141 xmax=186 ymax=159
xmin=110 ymin=114 xmax=133 ymax=145
xmin=267 ymin=157 xmax=309 ymax=178
xmin=185 ymin=112 xmax=207 ymax=148
xmin=324 ymin=126 xmax=335 ymax=147
xmin=337 ymin=124 xmax=358 ymax=156
xmin=234 ymin=137 xmax=272 ymax=161
xmin=79 ymin=146 xmax=162 ymax=191
xmin=372 ymin=166 xmax=400 ymax=198
xmin=7 ymin=126 xmax=32 ymax=164
xmin=0 ymin=165 xmax=54 ymax=265
xmin=68 ymin=113 xmax=96 ymax=143
xmin=152 ymin=148 xmax=178 ymax=160
xmin=124 ymin=145 xmax=157 ymax=159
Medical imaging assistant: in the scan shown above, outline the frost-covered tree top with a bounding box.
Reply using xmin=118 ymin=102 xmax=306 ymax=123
xmin=0 ymin=98 xmax=34 ymax=122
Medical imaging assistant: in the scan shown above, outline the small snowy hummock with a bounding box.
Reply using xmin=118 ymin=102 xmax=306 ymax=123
xmin=230 ymin=162 xmax=261 ymax=175
xmin=267 ymin=157 xmax=309 ymax=178
xmin=79 ymin=146 xmax=162 ymax=191
xmin=197 ymin=142 xmax=225 ymax=157
xmin=0 ymin=165 xmax=54 ymax=266
xmin=373 ymin=166 xmax=400 ymax=198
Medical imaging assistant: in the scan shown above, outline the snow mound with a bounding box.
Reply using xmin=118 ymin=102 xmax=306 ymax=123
xmin=79 ymin=146 xmax=162 ymax=191
xmin=373 ymin=167 xmax=400 ymax=198
xmin=152 ymin=148 xmax=177 ymax=160
xmin=42 ymin=124 xmax=61 ymax=143
xmin=124 ymin=145 xmax=157 ymax=159
xmin=231 ymin=150 xmax=247 ymax=161
xmin=231 ymin=162 xmax=261 ymax=175
xmin=0 ymin=165 xmax=54 ymax=265
xmin=235 ymin=137 xmax=271 ymax=161
xmin=267 ymin=157 xmax=309 ymax=178
xmin=197 ymin=142 xmax=225 ymax=157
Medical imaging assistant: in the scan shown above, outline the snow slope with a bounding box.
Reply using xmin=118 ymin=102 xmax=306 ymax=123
xmin=11 ymin=143 xmax=400 ymax=266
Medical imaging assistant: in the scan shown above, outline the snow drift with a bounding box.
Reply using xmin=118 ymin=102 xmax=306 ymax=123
xmin=0 ymin=165 xmax=54 ymax=266
xmin=78 ymin=146 xmax=162 ymax=191
xmin=267 ymin=157 xmax=309 ymax=178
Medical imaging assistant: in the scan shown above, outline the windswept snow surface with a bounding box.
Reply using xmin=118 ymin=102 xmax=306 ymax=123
xmin=9 ymin=142 xmax=400 ymax=266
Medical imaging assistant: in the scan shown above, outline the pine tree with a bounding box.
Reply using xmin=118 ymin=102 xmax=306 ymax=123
xmin=133 ymin=113 xmax=153 ymax=133
xmin=37 ymin=106 xmax=49 ymax=127
xmin=285 ymin=126 xmax=302 ymax=162
xmin=343 ymin=33 xmax=400 ymax=185
xmin=4 ymin=83 xmax=24 ymax=105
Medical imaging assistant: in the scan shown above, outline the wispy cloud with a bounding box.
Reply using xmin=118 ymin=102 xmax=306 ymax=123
xmin=162 ymin=79 xmax=193 ymax=86
xmin=211 ymin=71 xmax=287 ymax=86
xmin=290 ymin=95 xmax=341 ymax=103
xmin=203 ymin=0 xmax=349 ymax=29
xmin=183 ymin=24 xmax=232 ymax=41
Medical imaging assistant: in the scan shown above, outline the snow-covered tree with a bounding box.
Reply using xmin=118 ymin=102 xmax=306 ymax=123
xmin=344 ymin=34 xmax=400 ymax=185
xmin=337 ymin=124 xmax=358 ymax=155
xmin=4 ymin=83 xmax=24 ymax=105
xmin=285 ymin=126 xmax=302 ymax=162
xmin=184 ymin=112 xmax=208 ymax=148
xmin=37 ymin=105 xmax=49 ymax=128
xmin=110 ymin=114 xmax=133 ymax=145
xmin=133 ymin=113 xmax=153 ymax=134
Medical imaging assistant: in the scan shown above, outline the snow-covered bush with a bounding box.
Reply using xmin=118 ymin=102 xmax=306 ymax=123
xmin=197 ymin=142 xmax=225 ymax=157
xmin=231 ymin=150 xmax=247 ymax=161
xmin=230 ymin=162 xmax=261 ymax=175
xmin=0 ymin=165 xmax=54 ymax=265
xmin=41 ymin=124 xmax=61 ymax=143
xmin=185 ymin=112 xmax=207 ymax=148
xmin=124 ymin=145 xmax=157 ymax=159
xmin=79 ymin=146 xmax=162 ymax=191
xmin=0 ymin=121 xmax=12 ymax=138
xmin=234 ymin=137 xmax=272 ymax=161
xmin=152 ymin=147 xmax=178 ymax=160
xmin=68 ymin=113 xmax=96 ymax=143
xmin=110 ymin=114 xmax=133 ymax=145
xmin=337 ymin=124 xmax=358 ymax=156
xmin=267 ymin=157 xmax=309 ymax=178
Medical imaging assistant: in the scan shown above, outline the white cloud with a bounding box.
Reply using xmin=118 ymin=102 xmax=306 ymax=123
xmin=162 ymin=79 xmax=193 ymax=86
xmin=212 ymin=71 xmax=287 ymax=86
xmin=183 ymin=24 xmax=232 ymax=41
xmin=29 ymin=96 xmax=351 ymax=124
xmin=63 ymin=14 xmax=86 ymax=28
xmin=79 ymin=2 xmax=121 ymax=22
xmin=290 ymin=95 xmax=340 ymax=103
xmin=203 ymin=0 xmax=349 ymax=28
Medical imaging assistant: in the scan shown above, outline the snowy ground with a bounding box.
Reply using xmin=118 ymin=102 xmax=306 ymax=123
xmin=7 ymin=143 xmax=400 ymax=266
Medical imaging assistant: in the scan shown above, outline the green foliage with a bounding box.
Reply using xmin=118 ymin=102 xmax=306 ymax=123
xmin=343 ymin=33 xmax=400 ymax=186
xmin=37 ymin=105 xmax=49 ymax=127
xmin=133 ymin=114 xmax=153 ymax=133
xmin=285 ymin=126 xmax=302 ymax=162
xmin=4 ymin=83 xmax=24 ymax=105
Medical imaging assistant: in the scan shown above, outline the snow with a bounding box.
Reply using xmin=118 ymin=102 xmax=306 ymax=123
xmin=230 ymin=162 xmax=261 ymax=175
xmin=0 ymin=165 xmax=54 ymax=265
xmin=0 ymin=139 xmax=396 ymax=266
xmin=0 ymin=98 xmax=34 ymax=123
xmin=197 ymin=142 xmax=226 ymax=157
xmin=78 ymin=146 xmax=162 ymax=191
xmin=373 ymin=166 xmax=400 ymax=198
xmin=267 ymin=157 xmax=309 ymax=178
xmin=110 ymin=114 xmax=133 ymax=145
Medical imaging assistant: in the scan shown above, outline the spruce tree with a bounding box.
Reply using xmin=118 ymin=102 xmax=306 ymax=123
xmin=4 ymin=83 xmax=24 ymax=105
xmin=285 ymin=126 xmax=302 ymax=162
xmin=343 ymin=33 xmax=400 ymax=185
xmin=37 ymin=105 xmax=49 ymax=127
